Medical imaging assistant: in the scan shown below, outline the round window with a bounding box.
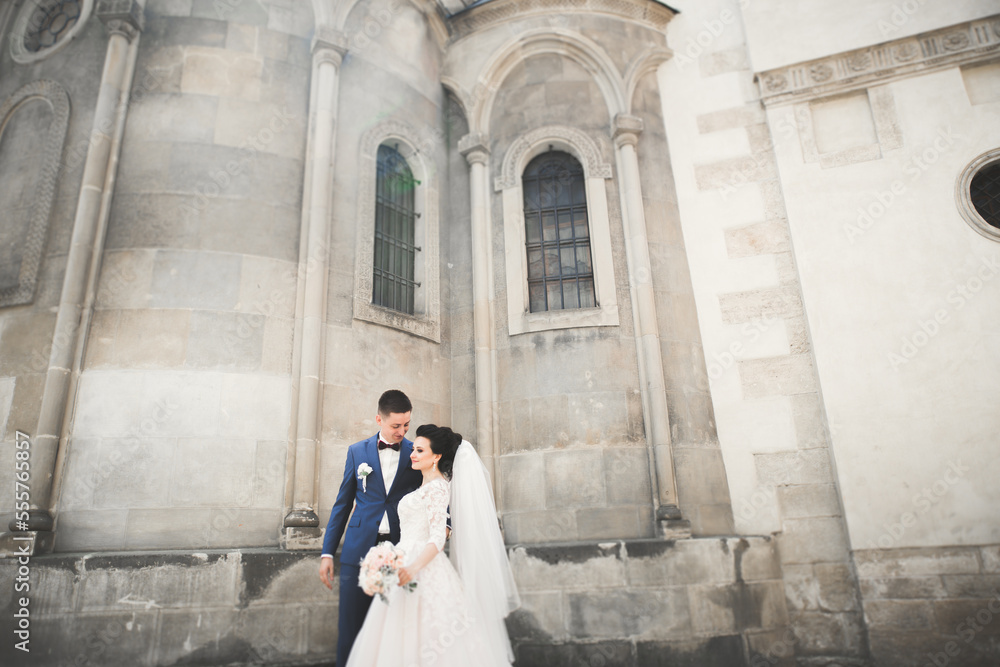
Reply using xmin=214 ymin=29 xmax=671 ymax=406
xmin=957 ymin=149 xmax=1000 ymax=241
xmin=10 ymin=0 xmax=92 ymax=65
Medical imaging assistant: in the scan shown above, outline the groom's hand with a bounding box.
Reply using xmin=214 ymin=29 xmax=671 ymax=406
xmin=319 ymin=557 xmax=334 ymax=589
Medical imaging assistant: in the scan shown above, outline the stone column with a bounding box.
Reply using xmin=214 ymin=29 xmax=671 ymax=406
xmin=4 ymin=1 xmax=143 ymax=555
xmin=282 ymin=29 xmax=347 ymax=546
xmin=612 ymin=113 xmax=687 ymax=536
xmin=458 ymin=133 xmax=500 ymax=499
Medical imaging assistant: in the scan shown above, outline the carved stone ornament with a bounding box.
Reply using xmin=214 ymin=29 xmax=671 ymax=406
xmin=10 ymin=0 xmax=94 ymax=64
xmin=0 ymin=81 xmax=71 ymax=308
xmin=846 ymin=52 xmax=872 ymax=72
xmin=942 ymin=32 xmax=970 ymax=51
xmin=757 ymin=14 xmax=1000 ymax=105
xmin=495 ymin=125 xmax=612 ymax=192
xmin=809 ymin=64 xmax=833 ymax=83
xmin=762 ymin=73 xmax=788 ymax=92
xmin=893 ymin=42 xmax=919 ymax=62
xmin=353 ymin=120 xmax=441 ymax=343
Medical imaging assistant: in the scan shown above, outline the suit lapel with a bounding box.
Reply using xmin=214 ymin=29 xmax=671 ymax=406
xmin=365 ymin=435 xmax=387 ymax=496
xmin=387 ymin=438 xmax=413 ymax=496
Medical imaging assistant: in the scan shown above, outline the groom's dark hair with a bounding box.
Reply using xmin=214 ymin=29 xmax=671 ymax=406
xmin=378 ymin=389 xmax=412 ymax=417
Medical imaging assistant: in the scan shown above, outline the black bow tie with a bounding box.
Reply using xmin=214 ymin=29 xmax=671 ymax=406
xmin=378 ymin=440 xmax=400 ymax=451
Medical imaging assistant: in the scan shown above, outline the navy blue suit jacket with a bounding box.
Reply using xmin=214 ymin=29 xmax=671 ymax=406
xmin=322 ymin=434 xmax=423 ymax=566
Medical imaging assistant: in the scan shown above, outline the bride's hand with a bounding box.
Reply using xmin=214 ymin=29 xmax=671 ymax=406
xmin=398 ymin=566 xmax=416 ymax=586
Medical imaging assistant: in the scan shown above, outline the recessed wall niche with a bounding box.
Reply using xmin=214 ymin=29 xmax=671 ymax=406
xmin=0 ymin=81 xmax=71 ymax=308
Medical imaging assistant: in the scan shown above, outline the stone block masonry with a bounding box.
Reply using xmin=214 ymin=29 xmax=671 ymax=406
xmin=856 ymin=544 xmax=1000 ymax=667
xmin=0 ymin=550 xmax=335 ymax=667
xmin=507 ymin=536 xmax=794 ymax=667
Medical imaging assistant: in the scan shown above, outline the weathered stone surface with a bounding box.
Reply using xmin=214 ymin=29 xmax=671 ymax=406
xmin=218 ymin=373 xmax=291 ymax=440
xmin=697 ymin=105 xmax=767 ymax=134
xmin=106 ymin=193 xmax=202 ymax=250
xmin=514 ymin=591 xmax=568 ymax=640
xmin=724 ymin=219 xmax=791 ymax=258
xmin=501 ymin=452 xmax=547 ymax=512
xmin=54 ymin=509 xmax=129 ymax=551
xmin=740 ymin=354 xmax=818 ymax=398
xmin=719 ymin=285 xmax=802 ymax=325
xmin=746 ymin=628 xmax=798 ymax=667
xmin=509 ymin=543 xmax=626 ymax=591
xmin=777 ymin=484 xmax=841 ymax=519
xmin=625 ymin=539 xmax=735 ymax=586
xmin=854 ymin=546 xmax=982 ymax=578
xmin=755 ymin=448 xmax=834 ymax=487
xmin=157 ymin=608 xmax=241 ymax=665
xmin=544 ymin=449 xmax=606 ymax=509
xmin=700 ymin=47 xmax=750 ymax=77
xmin=126 ymin=508 xmax=281 ymax=549
xmin=778 ymin=517 xmax=850 ymax=564
xmin=941 ymin=574 xmax=1000 ymax=598
xmin=789 ymin=610 xmax=867 ymax=657
xmin=126 ymin=93 xmax=218 ymax=144
xmin=116 ymin=308 xmax=190 ymax=368
xmin=577 ymin=506 xmax=648 ymax=541
xmin=150 ymin=249 xmax=242 ymax=310
xmin=863 ymin=599 xmax=934 ymax=631
xmin=171 ymin=438 xmax=256 ymax=506
xmin=78 ymin=552 xmax=242 ymax=611
xmin=637 ymin=635 xmax=746 ymax=667
xmin=505 ymin=509 xmax=579 ymax=544
xmin=514 ymin=640 xmax=633 ymax=667
xmin=186 ymin=310 xmax=264 ymax=370
xmin=737 ymin=537 xmax=782 ymax=582
xmin=567 ymin=588 xmax=690 ymax=640
xmin=859 ymin=575 xmax=947 ymax=600
xmin=0 ymin=311 xmax=56 ymax=376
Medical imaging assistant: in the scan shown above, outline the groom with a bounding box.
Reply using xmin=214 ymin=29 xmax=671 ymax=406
xmin=319 ymin=389 xmax=422 ymax=667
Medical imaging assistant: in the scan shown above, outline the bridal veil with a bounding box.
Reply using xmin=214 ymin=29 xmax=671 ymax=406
xmin=448 ymin=440 xmax=521 ymax=663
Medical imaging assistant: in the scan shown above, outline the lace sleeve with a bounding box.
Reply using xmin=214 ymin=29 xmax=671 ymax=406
xmin=424 ymin=479 xmax=450 ymax=551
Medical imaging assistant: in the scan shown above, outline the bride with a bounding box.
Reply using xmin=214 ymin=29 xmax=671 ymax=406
xmin=345 ymin=424 xmax=521 ymax=666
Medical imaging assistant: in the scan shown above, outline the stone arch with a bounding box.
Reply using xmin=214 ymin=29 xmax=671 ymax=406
xmin=335 ymin=0 xmax=448 ymax=48
xmin=0 ymin=79 xmax=70 ymax=307
xmin=624 ymin=46 xmax=673 ymax=115
xmin=470 ymin=28 xmax=627 ymax=135
xmin=495 ymin=124 xmax=611 ymax=192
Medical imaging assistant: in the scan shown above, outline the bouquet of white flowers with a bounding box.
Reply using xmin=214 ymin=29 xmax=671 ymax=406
xmin=358 ymin=542 xmax=417 ymax=604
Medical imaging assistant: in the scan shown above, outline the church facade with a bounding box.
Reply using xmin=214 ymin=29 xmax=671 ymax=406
xmin=0 ymin=0 xmax=998 ymax=665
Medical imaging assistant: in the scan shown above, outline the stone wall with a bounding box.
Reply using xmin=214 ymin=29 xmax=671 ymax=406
xmin=0 ymin=2 xmax=109 ymax=531
xmin=855 ymin=544 xmax=1000 ymax=667
xmin=53 ymin=0 xmax=316 ymax=552
xmin=657 ymin=0 xmax=868 ymax=661
xmin=508 ymin=536 xmax=792 ymax=667
xmin=316 ymin=0 xmax=455 ymax=521
xmin=486 ymin=48 xmax=651 ymax=543
xmin=0 ymin=537 xmax=791 ymax=667
xmin=633 ymin=70 xmax=734 ymax=537
xmin=0 ymin=549 xmax=335 ymax=667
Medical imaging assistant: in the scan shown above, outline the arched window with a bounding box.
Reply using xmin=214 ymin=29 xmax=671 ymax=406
xmin=373 ymin=144 xmax=420 ymax=314
xmin=522 ymin=151 xmax=595 ymax=312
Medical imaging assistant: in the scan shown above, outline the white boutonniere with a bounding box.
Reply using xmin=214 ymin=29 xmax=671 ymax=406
xmin=357 ymin=463 xmax=374 ymax=493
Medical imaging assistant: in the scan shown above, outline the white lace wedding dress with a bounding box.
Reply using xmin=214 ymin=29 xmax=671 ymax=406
xmin=345 ymin=478 xmax=514 ymax=667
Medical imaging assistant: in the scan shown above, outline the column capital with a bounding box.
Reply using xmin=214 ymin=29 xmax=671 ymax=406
xmin=312 ymin=26 xmax=348 ymax=66
xmin=97 ymin=0 xmax=143 ymax=40
xmin=459 ymin=132 xmax=490 ymax=166
xmin=612 ymin=113 xmax=644 ymax=148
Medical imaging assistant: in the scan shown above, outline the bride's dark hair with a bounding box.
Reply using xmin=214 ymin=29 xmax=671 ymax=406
xmin=414 ymin=424 xmax=462 ymax=477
